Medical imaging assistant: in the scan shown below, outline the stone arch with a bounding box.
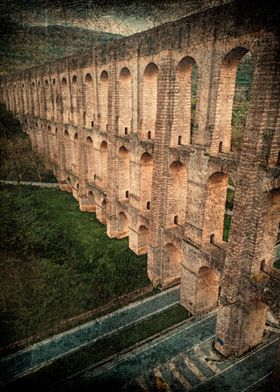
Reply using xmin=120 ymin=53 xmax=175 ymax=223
xmin=140 ymin=152 xmax=153 ymax=211
xmin=71 ymin=75 xmax=78 ymax=124
xmin=203 ymin=172 xmax=234 ymax=246
xmin=86 ymin=136 xmax=94 ymax=182
xmin=101 ymin=199 xmax=107 ymax=224
xmin=63 ymin=130 xmax=71 ymax=168
xmin=162 ymin=243 xmax=182 ymax=286
xmin=167 ymin=161 xmax=187 ymax=226
xmin=85 ymin=73 xmax=95 ymax=128
xmin=212 ymin=47 xmax=254 ymax=154
xmin=36 ymin=80 xmax=44 ymax=117
xmin=196 ymin=266 xmax=220 ymax=313
xmin=138 ymin=225 xmax=149 ymax=254
xmin=47 ymin=125 xmax=53 ymax=159
xmin=118 ymin=146 xmax=130 ymax=200
xmin=99 ymin=70 xmax=109 ymax=131
xmin=87 ymin=190 xmax=96 ymax=212
xmin=53 ymin=127 xmax=58 ymax=160
xmin=73 ymin=133 xmax=79 ymax=169
xmin=119 ymin=67 xmax=132 ymax=135
xmin=22 ymin=83 xmax=28 ymax=114
xmin=61 ymin=76 xmax=70 ymax=124
xmin=142 ymin=63 xmax=159 ymax=139
xmin=118 ymin=211 xmax=129 ymax=238
xmin=173 ymin=56 xmax=198 ymax=146
xmin=100 ymin=141 xmax=108 ymax=189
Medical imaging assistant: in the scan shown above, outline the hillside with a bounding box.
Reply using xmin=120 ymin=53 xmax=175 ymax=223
xmin=0 ymin=24 xmax=122 ymax=75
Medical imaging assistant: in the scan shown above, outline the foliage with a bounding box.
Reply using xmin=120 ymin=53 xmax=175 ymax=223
xmin=0 ymin=104 xmax=57 ymax=182
xmin=223 ymin=214 xmax=232 ymax=242
xmin=0 ymin=23 xmax=122 ymax=75
xmin=0 ymin=185 xmax=149 ymax=346
xmin=231 ymin=53 xmax=254 ymax=152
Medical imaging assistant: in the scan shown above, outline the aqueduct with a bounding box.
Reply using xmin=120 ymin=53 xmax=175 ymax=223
xmin=0 ymin=0 xmax=279 ymax=361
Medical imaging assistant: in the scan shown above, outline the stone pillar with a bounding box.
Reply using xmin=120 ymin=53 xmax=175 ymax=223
xmin=106 ymin=59 xmax=119 ymax=238
xmin=215 ymin=46 xmax=280 ymax=357
xmin=148 ymin=50 xmax=176 ymax=286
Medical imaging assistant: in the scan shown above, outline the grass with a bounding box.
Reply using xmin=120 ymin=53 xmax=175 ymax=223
xmin=6 ymin=304 xmax=190 ymax=391
xmin=0 ymin=184 xmax=149 ymax=347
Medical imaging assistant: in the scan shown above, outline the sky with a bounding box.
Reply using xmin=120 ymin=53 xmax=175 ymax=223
xmin=0 ymin=0 xmax=228 ymax=36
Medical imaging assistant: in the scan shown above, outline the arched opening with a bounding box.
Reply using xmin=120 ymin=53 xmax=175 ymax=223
xmin=142 ymin=63 xmax=159 ymax=139
xmin=43 ymin=80 xmax=51 ymax=119
xmin=71 ymin=75 xmax=78 ymax=124
xmin=178 ymin=135 xmax=182 ymax=145
xmin=203 ymin=172 xmax=234 ymax=245
xmin=73 ymin=133 xmax=79 ymax=169
xmin=100 ymin=70 xmax=109 ymax=131
xmin=118 ymin=212 xmax=129 ymax=238
xmin=86 ymin=136 xmax=94 ymax=182
xmin=260 ymin=188 xmax=280 ymax=272
xmin=196 ymin=266 xmax=220 ymax=313
xmin=63 ymin=130 xmax=71 ymax=168
xmin=140 ymin=152 xmax=153 ymax=211
xmin=118 ymin=146 xmax=130 ymax=200
xmin=100 ymin=141 xmax=108 ymax=188
xmin=174 ymin=215 xmax=178 ymax=225
xmin=223 ymin=178 xmax=235 ymax=242
xmin=36 ymin=80 xmax=44 ymax=117
xmin=173 ymin=56 xmax=198 ymax=146
xmin=147 ymin=131 xmax=151 ymax=139
xmin=88 ymin=191 xmax=95 ymax=210
xmin=119 ymin=67 xmax=132 ymax=135
xmin=85 ymin=73 xmax=95 ymax=128
xmin=212 ymin=48 xmax=254 ymax=154
xmin=138 ymin=225 xmax=149 ymax=254
xmin=147 ymin=201 xmax=151 ymax=210
xmin=163 ymin=243 xmax=182 ymax=285
xmin=47 ymin=125 xmax=53 ymax=159
xmin=101 ymin=199 xmax=107 ymax=224
xmin=61 ymin=77 xmax=70 ymax=124
xmin=53 ymin=127 xmax=58 ymax=159
xmin=167 ymin=161 xmax=187 ymax=226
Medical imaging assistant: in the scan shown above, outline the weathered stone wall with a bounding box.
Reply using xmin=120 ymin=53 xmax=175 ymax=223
xmin=0 ymin=0 xmax=279 ymax=358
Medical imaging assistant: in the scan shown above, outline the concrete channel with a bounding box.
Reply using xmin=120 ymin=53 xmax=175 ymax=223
xmin=0 ymin=286 xmax=180 ymax=384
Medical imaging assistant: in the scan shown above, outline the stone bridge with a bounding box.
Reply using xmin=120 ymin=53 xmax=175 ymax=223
xmin=0 ymin=0 xmax=279 ymax=362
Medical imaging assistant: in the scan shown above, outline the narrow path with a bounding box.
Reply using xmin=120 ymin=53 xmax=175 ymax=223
xmin=0 ymin=180 xmax=60 ymax=188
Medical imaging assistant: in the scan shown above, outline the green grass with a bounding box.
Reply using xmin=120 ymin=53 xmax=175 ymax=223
xmin=6 ymin=304 xmax=189 ymax=391
xmin=0 ymin=185 xmax=149 ymax=347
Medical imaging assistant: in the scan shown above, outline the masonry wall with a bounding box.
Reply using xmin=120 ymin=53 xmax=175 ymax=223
xmin=0 ymin=0 xmax=279 ymax=358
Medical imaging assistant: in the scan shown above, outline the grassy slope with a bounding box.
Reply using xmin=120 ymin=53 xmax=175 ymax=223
xmin=0 ymin=24 xmax=122 ymax=75
xmin=0 ymin=185 xmax=148 ymax=347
